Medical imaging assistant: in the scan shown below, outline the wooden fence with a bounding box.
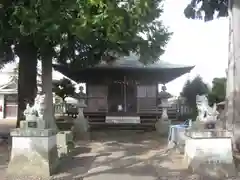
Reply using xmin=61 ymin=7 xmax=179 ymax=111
xmin=54 ymin=98 xmax=192 ymax=120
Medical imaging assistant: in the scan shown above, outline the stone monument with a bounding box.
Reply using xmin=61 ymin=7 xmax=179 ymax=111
xmin=184 ymin=94 xmax=236 ymax=178
xmin=195 ymin=95 xmax=219 ymax=130
xmin=155 ymin=85 xmax=172 ymax=135
xmin=7 ymin=94 xmax=59 ymax=180
xmin=72 ymin=86 xmax=89 ymax=139
xmin=20 ymin=94 xmax=45 ymax=129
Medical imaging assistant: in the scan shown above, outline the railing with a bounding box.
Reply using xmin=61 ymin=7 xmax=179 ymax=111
xmin=54 ymin=97 xmax=191 ymax=119
xmin=54 ymin=103 xmax=66 ymax=115
xmin=54 ymin=96 xmax=108 ymax=116
xmin=54 ymin=103 xmax=77 ymax=116
xmin=136 ymin=97 xmax=188 ymax=113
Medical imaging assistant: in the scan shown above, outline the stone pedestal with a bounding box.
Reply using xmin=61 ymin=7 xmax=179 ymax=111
xmin=155 ymin=98 xmax=171 ymax=136
xmin=73 ymin=117 xmax=89 ymax=140
xmin=7 ymin=128 xmax=59 ymax=180
xmin=73 ymin=108 xmax=88 ymax=132
xmin=56 ymin=131 xmax=74 ymax=157
xmin=72 ymin=100 xmax=89 ymax=139
xmin=155 ymin=118 xmax=171 ymax=136
xmin=20 ymin=119 xmax=45 ymax=129
xmin=184 ymin=132 xmax=236 ymax=178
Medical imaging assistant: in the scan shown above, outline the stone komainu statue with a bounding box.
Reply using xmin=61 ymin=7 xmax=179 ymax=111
xmin=24 ymin=94 xmax=45 ymax=121
xmin=195 ymin=94 xmax=219 ymax=129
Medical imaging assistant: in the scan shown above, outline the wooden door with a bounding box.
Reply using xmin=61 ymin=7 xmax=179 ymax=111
xmin=137 ymin=85 xmax=157 ymax=112
xmin=108 ymin=82 xmax=124 ymax=112
xmin=5 ymin=94 xmax=18 ymax=118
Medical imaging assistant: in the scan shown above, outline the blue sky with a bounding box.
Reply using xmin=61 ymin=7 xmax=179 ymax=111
xmin=162 ymin=0 xmax=228 ymax=95
xmin=0 ymin=0 xmax=229 ymax=96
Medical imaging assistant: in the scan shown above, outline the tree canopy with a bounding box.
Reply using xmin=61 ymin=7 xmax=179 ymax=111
xmin=0 ymin=0 xmax=171 ymax=67
xmin=180 ymin=76 xmax=209 ymax=119
xmin=53 ymin=78 xmax=75 ymax=101
xmin=184 ymin=0 xmax=228 ymax=21
xmin=0 ymin=0 xmax=171 ymax=127
xmin=181 ymin=76 xmax=209 ymax=108
xmin=208 ymin=77 xmax=226 ymax=105
xmin=181 ymin=76 xmax=226 ymax=110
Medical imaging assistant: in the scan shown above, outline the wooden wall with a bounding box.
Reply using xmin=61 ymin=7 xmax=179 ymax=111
xmin=86 ymin=84 xmax=108 ymax=112
xmin=86 ymin=83 xmax=159 ymax=113
xmin=137 ymin=85 xmax=158 ymax=112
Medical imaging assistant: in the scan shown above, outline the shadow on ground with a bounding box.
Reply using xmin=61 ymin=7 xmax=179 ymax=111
xmin=1 ymin=130 xmax=233 ymax=180
xmin=0 ymin=140 xmax=10 ymax=180
xmin=52 ymin=145 xmax=94 ymax=180
xmin=53 ymin=131 xmax=205 ymax=180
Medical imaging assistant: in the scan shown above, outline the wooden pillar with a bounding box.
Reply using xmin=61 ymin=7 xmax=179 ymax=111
xmin=123 ymin=76 xmax=127 ymax=112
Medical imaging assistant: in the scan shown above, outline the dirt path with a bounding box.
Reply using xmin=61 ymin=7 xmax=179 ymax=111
xmin=53 ymin=131 xmax=202 ymax=180
xmin=0 ymin=141 xmax=10 ymax=180
xmin=1 ymin=131 xmax=235 ymax=179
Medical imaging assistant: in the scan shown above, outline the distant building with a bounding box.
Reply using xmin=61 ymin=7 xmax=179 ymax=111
xmin=0 ymin=73 xmax=18 ymax=119
xmin=0 ymin=63 xmax=74 ymax=119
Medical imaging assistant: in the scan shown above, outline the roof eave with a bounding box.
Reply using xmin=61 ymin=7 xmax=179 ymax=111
xmin=53 ymin=64 xmax=195 ymax=83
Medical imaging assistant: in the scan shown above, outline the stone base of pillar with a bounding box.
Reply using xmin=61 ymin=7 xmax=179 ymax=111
xmin=7 ymin=129 xmax=59 ymax=180
xmin=72 ymin=117 xmax=89 ymax=140
xmin=155 ymin=119 xmax=171 ymax=136
xmin=184 ymin=137 xmax=236 ymax=179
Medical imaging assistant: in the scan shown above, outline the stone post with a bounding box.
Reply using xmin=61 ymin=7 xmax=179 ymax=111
xmin=155 ymin=97 xmax=171 ymax=135
xmin=42 ymin=57 xmax=58 ymax=130
xmin=226 ymin=0 xmax=240 ymax=151
xmin=72 ymin=98 xmax=89 ymax=139
xmin=161 ymin=98 xmax=169 ymax=120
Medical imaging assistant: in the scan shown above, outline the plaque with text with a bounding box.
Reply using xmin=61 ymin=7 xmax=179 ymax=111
xmin=28 ymin=121 xmax=37 ymax=128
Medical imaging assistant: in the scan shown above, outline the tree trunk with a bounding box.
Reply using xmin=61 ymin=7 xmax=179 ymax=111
xmin=42 ymin=56 xmax=58 ymax=130
xmin=15 ymin=42 xmax=38 ymax=128
xmin=226 ymin=0 xmax=240 ymax=150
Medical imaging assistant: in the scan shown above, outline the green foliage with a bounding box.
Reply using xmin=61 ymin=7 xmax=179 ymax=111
xmin=184 ymin=0 xmax=228 ymax=21
xmin=181 ymin=76 xmax=209 ymax=118
xmin=208 ymin=77 xmax=226 ymax=105
xmin=58 ymin=0 xmax=172 ymax=66
xmin=0 ymin=0 xmax=171 ymax=67
xmin=0 ymin=0 xmax=171 ymax=127
xmin=181 ymin=76 xmax=210 ymax=107
xmin=181 ymin=76 xmax=227 ymax=118
xmin=53 ymin=78 xmax=75 ymax=101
